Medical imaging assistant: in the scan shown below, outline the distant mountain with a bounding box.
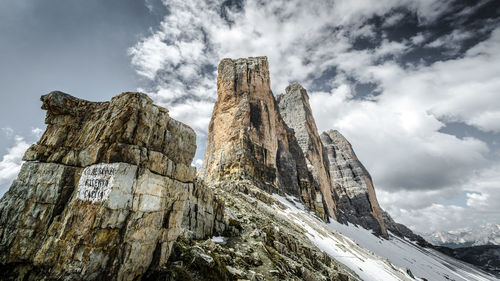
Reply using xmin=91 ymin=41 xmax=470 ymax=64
xmin=423 ymin=223 xmax=500 ymax=248
xmin=435 ymin=245 xmax=500 ymax=278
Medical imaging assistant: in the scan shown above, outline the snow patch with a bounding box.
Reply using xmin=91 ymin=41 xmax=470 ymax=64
xmin=272 ymin=194 xmax=497 ymax=281
xmin=211 ymin=236 xmax=227 ymax=245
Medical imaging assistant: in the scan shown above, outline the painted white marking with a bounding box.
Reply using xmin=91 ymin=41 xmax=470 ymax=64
xmin=76 ymin=163 xmax=117 ymax=203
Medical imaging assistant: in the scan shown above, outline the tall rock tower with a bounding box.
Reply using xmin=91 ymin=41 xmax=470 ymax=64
xmin=321 ymin=130 xmax=388 ymax=237
xmin=198 ymin=57 xmax=330 ymax=220
xmin=277 ymin=83 xmax=339 ymax=221
xmin=277 ymin=83 xmax=387 ymax=237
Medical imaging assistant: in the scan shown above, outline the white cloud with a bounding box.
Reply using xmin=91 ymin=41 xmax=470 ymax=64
xmin=0 ymin=136 xmax=30 ymax=197
xmin=1 ymin=127 xmax=14 ymax=137
xmin=382 ymin=12 xmax=405 ymax=27
xmin=31 ymin=127 xmax=44 ymax=139
xmin=410 ymin=33 xmax=427 ymax=45
xmin=379 ymin=163 xmax=500 ymax=233
xmin=129 ymin=0 xmax=500 ymax=233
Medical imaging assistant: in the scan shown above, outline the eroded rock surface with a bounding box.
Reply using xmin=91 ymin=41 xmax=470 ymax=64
xmin=157 ymin=180 xmax=357 ymax=281
xmin=321 ymin=130 xmax=388 ymax=237
xmin=382 ymin=210 xmax=429 ymax=246
xmin=277 ymin=82 xmax=339 ymax=221
xmin=0 ymin=92 xmax=218 ymax=281
xmin=0 ymin=57 xmax=430 ymax=281
xmin=198 ymin=57 xmax=329 ymax=220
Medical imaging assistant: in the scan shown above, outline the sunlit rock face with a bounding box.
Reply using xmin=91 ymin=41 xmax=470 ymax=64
xmin=321 ymin=129 xmax=388 ymax=237
xmin=0 ymin=91 xmax=224 ymax=280
xmin=0 ymin=58 xmax=427 ymax=281
xmin=198 ymin=57 xmax=330 ymax=220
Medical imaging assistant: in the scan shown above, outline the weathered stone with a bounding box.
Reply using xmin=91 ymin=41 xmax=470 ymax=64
xmin=23 ymin=91 xmax=196 ymax=179
xmin=277 ymin=82 xmax=339 ymax=220
xmin=181 ymin=179 xmax=226 ymax=240
xmin=151 ymin=180 xmax=357 ymax=281
xmin=320 ymin=129 xmax=388 ymax=237
xmin=0 ymin=162 xmax=78 ymax=263
xmin=198 ymin=57 xmax=329 ymax=220
xmin=0 ymin=92 xmax=199 ymax=280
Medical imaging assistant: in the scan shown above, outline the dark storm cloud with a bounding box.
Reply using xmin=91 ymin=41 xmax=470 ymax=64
xmin=439 ymin=121 xmax=500 ymax=157
xmin=347 ymin=0 xmax=500 ymax=68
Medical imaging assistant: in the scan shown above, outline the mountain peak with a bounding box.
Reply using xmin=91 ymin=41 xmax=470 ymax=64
xmin=199 ymin=56 xmax=330 ymax=219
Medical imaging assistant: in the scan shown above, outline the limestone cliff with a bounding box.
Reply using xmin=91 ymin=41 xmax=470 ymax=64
xmin=321 ymin=130 xmax=388 ymax=237
xmin=0 ymin=57 xmax=433 ymax=281
xmin=0 ymin=92 xmax=224 ymax=280
xmin=277 ymin=82 xmax=339 ymax=222
xmin=198 ymin=57 xmax=329 ymax=220
xmin=277 ymin=83 xmax=387 ymax=237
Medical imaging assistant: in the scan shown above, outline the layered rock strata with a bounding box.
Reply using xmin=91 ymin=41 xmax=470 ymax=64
xmin=277 ymin=82 xmax=339 ymax=222
xmin=198 ymin=57 xmax=329 ymax=220
xmin=321 ymin=130 xmax=388 ymax=237
xmin=0 ymin=91 xmax=222 ymax=280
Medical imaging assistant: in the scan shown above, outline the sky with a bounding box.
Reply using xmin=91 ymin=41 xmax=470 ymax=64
xmin=0 ymin=0 xmax=499 ymax=235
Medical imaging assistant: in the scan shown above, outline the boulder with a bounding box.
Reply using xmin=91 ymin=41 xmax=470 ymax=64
xmin=0 ymin=92 xmax=204 ymax=280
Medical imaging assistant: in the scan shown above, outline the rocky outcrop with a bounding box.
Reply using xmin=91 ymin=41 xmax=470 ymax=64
xmin=277 ymin=82 xmax=339 ymax=222
xmin=381 ymin=210 xmax=429 ymax=246
xmin=0 ymin=91 xmax=220 ymax=280
xmin=198 ymin=57 xmax=329 ymax=220
xmin=158 ymin=180 xmax=357 ymax=281
xmin=321 ymin=130 xmax=388 ymax=237
xmin=181 ymin=179 xmax=226 ymax=240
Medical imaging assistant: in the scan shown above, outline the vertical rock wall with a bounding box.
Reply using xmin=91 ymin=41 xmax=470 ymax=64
xmin=277 ymin=82 xmax=387 ymax=236
xmin=277 ymin=82 xmax=339 ymax=221
xmin=198 ymin=57 xmax=329 ymax=219
xmin=0 ymin=91 xmax=215 ymax=280
xmin=321 ymin=130 xmax=388 ymax=237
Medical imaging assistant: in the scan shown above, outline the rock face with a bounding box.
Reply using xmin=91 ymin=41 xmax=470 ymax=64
xmin=321 ymin=130 xmax=388 ymax=237
xmin=0 ymin=92 xmax=223 ymax=280
xmin=276 ymin=83 xmax=387 ymax=237
xmin=0 ymin=57 xmax=433 ymax=280
xmin=382 ymin=210 xmax=428 ymax=246
xmin=277 ymin=82 xmax=339 ymax=222
xmin=198 ymin=57 xmax=329 ymax=220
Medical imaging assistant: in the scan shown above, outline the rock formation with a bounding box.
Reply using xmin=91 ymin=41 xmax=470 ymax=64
xmin=0 ymin=91 xmax=224 ymax=280
xmin=0 ymin=57 xmax=437 ymax=281
xmin=321 ymin=129 xmax=388 ymax=237
xmin=277 ymin=83 xmax=387 ymax=237
xmin=198 ymin=57 xmax=330 ymax=220
xmin=381 ymin=210 xmax=429 ymax=246
xmin=277 ymin=82 xmax=339 ymax=222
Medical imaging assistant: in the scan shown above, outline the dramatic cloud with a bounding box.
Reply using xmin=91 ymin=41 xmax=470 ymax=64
xmin=0 ymin=136 xmax=30 ymax=197
xmin=129 ymin=0 xmax=500 ymax=233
